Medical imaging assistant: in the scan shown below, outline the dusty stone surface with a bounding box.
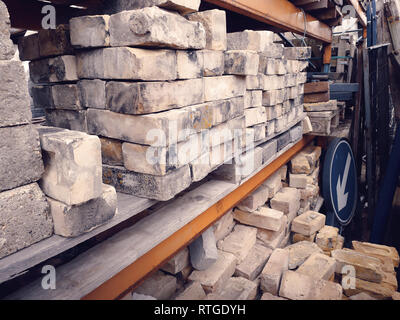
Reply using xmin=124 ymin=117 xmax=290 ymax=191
xmin=0 ymin=1 xmax=15 ymax=60
xmin=0 ymin=61 xmax=32 ymax=128
xmin=237 ymin=184 xmax=269 ymax=212
xmin=175 ymin=281 xmax=206 ymax=300
xmin=45 ymin=109 xmax=87 ymax=132
xmin=203 ymin=75 xmax=246 ymax=102
xmin=104 ymin=0 xmax=201 ymax=15
xmin=227 ymin=30 xmax=274 ymax=52
xmin=224 ymin=50 xmax=259 ymax=76
xmin=291 ymin=211 xmax=326 ymax=236
xmin=262 ymin=171 xmax=282 ymax=199
xmin=47 ymin=184 xmax=117 ymax=237
xmin=134 ymin=270 xmax=177 ymax=300
xmin=109 ymin=7 xmax=205 ymax=49
xmin=213 ymin=210 xmax=235 ymax=242
xmin=0 ymin=183 xmax=53 ymax=259
xmin=260 ymin=292 xmax=286 ymax=300
xmin=296 ymin=253 xmax=336 ymax=281
xmin=284 ymin=241 xmax=323 ymax=269
xmin=216 ymin=276 xmax=258 ymax=300
xmin=234 ymin=206 xmax=285 ymax=232
xmin=189 ymin=227 xmax=218 ymax=271
xmin=38 ymin=126 xmax=102 ymax=205
xmin=78 ymin=80 xmax=106 ymax=109
xmin=260 ymin=248 xmax=289 ymax=295
xmin=235 ymin=242 xmax=272 ymax=281
xmin=352 ymin=241 xmax=400 ymax=268
xmin=29 ymin=55 xmax=78 ymax=83
xmin=37 ymin=24 xmax=73 ymax=58
xmin=188 ymin=250 xmax=237 ymax=293
xmin=0 ymin=125 xmax=44 ymax=192
xmin=70 ymin=15 xmax=110 ymax=48
xmin=161 ymin=247 xmax=190 ymax=275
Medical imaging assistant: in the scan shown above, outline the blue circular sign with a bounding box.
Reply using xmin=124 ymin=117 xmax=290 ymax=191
xmin=322 ymin=138 xmax=357 ymax=225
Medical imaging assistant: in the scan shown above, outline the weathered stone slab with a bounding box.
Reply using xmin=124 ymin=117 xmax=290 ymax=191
xmin=235 ymin=242 xmax=272 ymax=281
xmin=51 ymin=84 xmax=82 ymax=110
xmin=343 ymin=277 xmax=395 ymax=300
xmin=0 ymin=61 xmax=32 ymax=128
xmin=283 ymin=47 xmax=311 ymax=60
xmin=161 ymin=247 xmax=190 ymax=275
xmin=227 ymin=30 xmax=274 ymax=52
xmin=331 ymin=249 xmax=384 ymax=283
xmin=38 ymin=126 xmax=102 ymax=205
xmin=296 ymin=253 xmax=336 ymax=280
xmin=304 ymin=100 xmax=338 ymax=112
xmin=290 ymin=124 xmax=303 ymax=143
xmin=315 ymin=225 xmax=339 ymax=252
xmin=106 ymin=79 xmax=203 ymax=115
xmin=47 ymin=184 xmax=117 ymax=237
xmin=0 ymin=1 xmax=15 ymax=60
xmin=105 ymin=0 xmax=201 ymax=15
xmin=109 ymin=7 xmax=205 ymax=49
xmin=0 ymin=125 xmax=44 ymax=192
xmin=0 ymin=183 xmax=53 ymax=259
xmin=203 ymin=75 xmax=246 ymax=102
xmin=237 ymin=184 xmax=269 ymax=212
xmin=224 ymin=50 xmax=259 ymax=76
xmin=277 ymin=131 xmax=291 ymax=151
xmin=189 ymin=227 xmax=218 ymax=271
xmin=217 ymin=224 xmax=257 ymax=263
xmin=78 ymin=80 xmax=106 ymax=109
xmin=77 ymin=47 xmax=177 ymax=81
xmin=290 ymin=145 xmax=321 ymax=174
xmin=213 ymin=210 xmax=235 ymax=242
xmin=245 ymin=107 xmax=267 ymax=127
xmin=270 ymin=187 xmax=300 ymax=217
xmin=201 ymin=49 xmax=224 ymax=76
xmin=262 ymin=43 xmax=284 ymax=58
xmin=45 ymin=109 xmax=87 ymax=132
xmin=352 ymin=241 xmax=400 ymax=268
xmin=260 ymin=139 xmax=277 ymax=163
xmin=279 ymin=270 xmax=342 ymax=300
xmin=291 ymin=210 xmax=326 ymax=236
xmin=29 ymin=55 xmax=78 ymax=83
xmin=102 ymin=164 xmax=191 ymax=201
xmin=175 ymin=281 xmax=206 ymax=300
xmin=70 ymin=15 xmax=110 ymax=48
xmin=256 ymin=215 xmax=287 ymax=249
xmin=18 ymin=33 xmax=39 ymax=61
xmin=216 ymin=277 xmax=258 ymax=300
xmin=176 ymin=50 xmax=203 ymax=79
xmin=188 ymin=250 xmax=237 ymax=293
xmin=187 ymin=9 xmax=227 ymax=50
xmin=234 ymin=206 xmax=285 ymax=232
xmin=260 ymin=248 xmax=289 ymax=295
xmin=284 ymin=241 xmax=323 ymax=269
xmin=292 ymin=232 xmax=316 ymax=243
xmin=38 ymin=24 xmax=73 ymax=57
xmin=262 ymin=171 xmax=282 ymax=199
xmin=87 ymin=108 xmax=191 ymax=146
xmin=134 ymin=270 xmax=177 ymax=300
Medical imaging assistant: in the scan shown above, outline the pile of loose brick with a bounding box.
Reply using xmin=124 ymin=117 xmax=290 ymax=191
xmin=0 ymin=2 xmax=53 ymax=259
xmin=125 ymin=144 xmax=400 ymax=300
xmin=18 ymin=1 xmax=309 ymax=201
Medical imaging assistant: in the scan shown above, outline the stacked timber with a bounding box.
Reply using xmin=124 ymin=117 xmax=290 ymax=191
xmin=0 ymin=1 xmax=54 ymax=259
xmin=303 ymin=81 xmax=339 ymax=135
xmin=18 ymin=2 xmax=310 ymax=201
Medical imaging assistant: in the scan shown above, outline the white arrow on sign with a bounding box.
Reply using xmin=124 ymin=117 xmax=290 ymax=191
xmin=336 ymin=153 xmax=351 ymax=212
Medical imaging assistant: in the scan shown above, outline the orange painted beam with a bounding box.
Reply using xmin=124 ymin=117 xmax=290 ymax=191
xmin=83 ymin=135 xmax=315 ymax=300
xmin=323 ymin=43 xmax=332 ymax=64
xmin=204 ymin=0 xmax=332 ymax=43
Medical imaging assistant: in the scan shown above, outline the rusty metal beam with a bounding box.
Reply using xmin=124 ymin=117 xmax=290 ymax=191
xmin=204 ymin=0 xmax=332 ymax=43
xmin=82 ymin=135 xmax=315 ymax=300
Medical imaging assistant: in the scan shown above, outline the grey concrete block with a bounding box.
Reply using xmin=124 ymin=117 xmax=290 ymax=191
xmin=189 ymin=227 xmax=218 ymax=271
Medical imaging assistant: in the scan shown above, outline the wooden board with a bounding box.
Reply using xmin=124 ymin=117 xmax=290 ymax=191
xmin=304 ymin=91 xmax=330 ymax=103
xmin=304 ymin=81 xmax=329 ymax=94
xmin=0 ymin=193 xmax=155 ymax=285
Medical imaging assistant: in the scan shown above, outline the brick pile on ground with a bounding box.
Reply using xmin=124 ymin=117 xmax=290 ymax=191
xmin=19 ymin=1 xmax=310 ymax=201
xmin=0 ymin=1 xmax=53 ymax=259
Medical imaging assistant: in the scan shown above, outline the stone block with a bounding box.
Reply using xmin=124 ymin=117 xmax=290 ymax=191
xmin=290 ymin=124 xmax=303 ymax=143
xmin=234 ymin=206 xmax=285 ymax=232
xmin=213 ymin=210 xmax=235 ymax=242
xmin=262 ymin=172 xmax=282 ymax=199
xmin=260 ymin=248 xmax=289 ymax=295
xmin=279 ymin=270 xmax=342 ymax=300
xmin=187 ymin=9 xmax=227 ymax=50
xmin=70 ymin=15 xmax=110 ymax=48
xmin=51 ymin=84 xmax=82 ymax=110
xmin=38 ymin=24 xmax=73 ymax=57
xmin=331 ymin=249 xmax=384 ymax=283
xmin=175 ymin=281 xmax=206 ymax=300
xmin=0 ymin=125 xmax=44 ymax=192
xmin=77 ymin=47 xmax=177 ymax=81
xmin=216 ymin=277 xmax=258 ymax=300
xmin=279 ymin=165 xmax=287 ymax=181
xmin=227 ymin=30 xmax=274 ymax=52
xmin=109 ymin=7 xmax=205 ymax=49
xmin=177 ymin=50 xmax=203 ymax=79
xmin=260 ymin=139 xmax=277 ymax=163
xmin=277 ymin=131 xmax=291 ymax=151
xmin=134 ymin=270 xmax=177 ymax=300
xmin=161 ymin=247 xmax=190 ymax=275
xmin=188 ymin=250 xmax=237 ymax=293
xmin=352 ymin=241 xmax=400 ymax=268
xmin=265 ymin=104 xmax=282 ymax=121
xmin=224 ymin=50 xmax=259 ymax=76
xmin=203 ymin=75 xmax=246 ymax=102
xmin=105 ymin=0 xmax=201 ymax=14
xmin=0 ymin=61 xmax=32 ymax=128
xmin=270 ymin=187 xmax=300 ymax=217
xmin=0 ymin=1 xmax=15 ymax=60
xmin=29 ymin=55 xmax=77 ymax=84
xmin=262 ymin=43 xmax=284 ymax=58
xmin=87 ymin=108 xmax=192 ymax=146
xmin=102 ymin=164 xmax=191 ymax=201
xmin=217 ymin=224 xmax=257 ymax=263
xmin=0 ymin=183 xmax=53 ymax=259
xmin=237 ymin=184 xmax=269 ymax=212
xmin=291 ymin=210 xmax=326 ymax=236
xmin=304 ymin=100 xmax=338 ymax=112
xmin=256 ymin=215 xmax=287 ymax=249
xmin=131 ymin=293 xmax=156 ymax=300
xmin=244 ymin=107 xmax=267 ymax=127
xmin=235 ymin=242 xmax=272 ymax=281
xmin=296 ymin=253 xmax=336 ymax=280
xmin=283 ymin=47 xmax=311 ymax=60
xmin=260 ymin=292 xmax=286 ymax=300
xmin=45 ymin=109 xmax=87 ymax=132
xmin=47 ymin=184 xmax=116 ymax=237
xmin=38 ymin=126 xmax=102 ymax=205
xmin=315 ymin=225 xmax=339 ymax=252
xmin=189 ymin=227 xmax=218 ymax=271
xmin=78 ymin=80 xmax=106 ymax=109
xmin=292 ymin=232 xmax=316 ymax=243
xmin=289 ymin=173 xmax=314 ymax=189
xmin=201 ymin=50 xmax=224 ymax=76
xmin=18 ymin=33 xmax=39 ymax=61
xmin=343 ymin=277 xmax=395 ymax=300
xmin=106 ymin=79 xmax=203 ymax=114
xmin=284 ymin=240 xmax=323 ymax=269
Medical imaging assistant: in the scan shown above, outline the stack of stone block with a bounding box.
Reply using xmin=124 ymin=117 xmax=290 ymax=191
xmin=0 ymin=1 xmax=53 ymax=259
xmin=37 ymin=126 xmax=117 ymax=237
